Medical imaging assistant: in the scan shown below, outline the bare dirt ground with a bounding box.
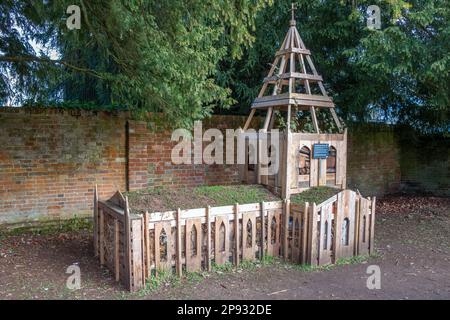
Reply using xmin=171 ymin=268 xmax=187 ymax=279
xmin=0 ymin=195 xmax=449 ymax=300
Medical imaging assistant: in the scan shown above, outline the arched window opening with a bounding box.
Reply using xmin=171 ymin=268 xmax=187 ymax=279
xmin=362 ymin=216 xmax=367 ymax=243
xmin=271 ymin=217 xmax=277 ymax=244
xmin=327 ymin=146 xmax=337 ymax=173
xmin=219 ymin=222 xmax=226 ymax=252
xmin=190 ymin=225 xmax=198 ymax=256
xmin=299 ymin=146 xmax=311 ymax=175
xmin=323 ymin=221 xmax=328 ymax=250
xmin=247 ymin=140 xmax=256 ymax=172
xmin=246 ymin=219 xmax=253 ymax=248
xmin=327 ymin=146 xmax=337 ymax=186
xmin=342 ymin=218 xmax=350 ymax=246
xmin=298 ymin=146 xmax=311 ymax=187
xmin=160 ymin=229 xmax=168 ymax=261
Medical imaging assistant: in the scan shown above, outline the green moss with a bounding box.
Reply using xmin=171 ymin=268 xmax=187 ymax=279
xmin=1 ymin=216 xmax=92 ymax=237
xmin=193 ymin=185 xmax=279 ymax=206
xmin=291 ymin=186 xmax=341 ymax=206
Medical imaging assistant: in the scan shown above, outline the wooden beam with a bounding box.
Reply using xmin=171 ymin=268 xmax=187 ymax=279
xmin=283 ymin=199 xmax=290 ymax=260
xmin=262 ymin=107 xmax=273 ymax=131
xmin=234 ymin=203 xmax=240 ymax=267
xmin=330 ymin=108 xmax=343 ymax=132
xmin=206 ymin=206 xmax=212 ymax=271
xmin=369 ymin=197 xmax=376 ymax=255
xmin=124 ymin=196 xmax=132 ymax=290
xmin=144 ymin=211 xmax=150 ymax=279
xmin=260 ymin=201 xmax=265 ymax=260
xmin=93 ymin=184 xmax=99 ymax=257
xmin=99 ymin=208 xmax=104 ymax=266
xmin=310 ymin=106 xmax=320 ymax=133
xmin=276 ymin=48 xmax=311 ymax=56
xmin=114 ymin=219 xmax=120 ymax=282
xmin=176 ymin=208 xmax=182 ymax=277
xmin=264 ymin=72 xmax=323 ymax=83
xmin=243 ymin=109 xmax=255 ymax=131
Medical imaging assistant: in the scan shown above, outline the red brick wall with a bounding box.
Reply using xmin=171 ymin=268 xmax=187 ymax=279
xmin=0 ymin=108 xmax=128 ymax=225
xmin=0 ymin=108 xmax=406 ymax=226
xmin=127 ymin=116 xmax=248 ymax=191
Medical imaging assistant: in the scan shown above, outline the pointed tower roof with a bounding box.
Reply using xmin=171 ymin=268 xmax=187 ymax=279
xmin=244 ymin=4 xmax=343 ymax=133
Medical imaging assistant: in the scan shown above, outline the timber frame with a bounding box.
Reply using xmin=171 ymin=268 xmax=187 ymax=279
xmin=240 ymin=5 xmax=347 ymax=198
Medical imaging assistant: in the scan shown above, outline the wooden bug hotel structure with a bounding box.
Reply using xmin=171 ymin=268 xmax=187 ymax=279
xmin=240 ymin=7 xmax=346 ymax=198
xmin=93 ymin=8 xmax=376 ymax=292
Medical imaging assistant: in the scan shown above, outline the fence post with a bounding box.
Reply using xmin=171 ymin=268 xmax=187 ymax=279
xmin=206 ymin=206 xmax=212 ymax=271
xmin=176 ymin=208 xmax=183 ymax=277
xmin=301 ymin=202 xmax=309 ymax=264
xmin=354 ymin=197 xmax=360 ymax=256
xmin=333 ymin=191 xmax=343 ymax=263
xmin=283 ymin=199 xmax=290 ymax=260
xmin=308 ymin=203 xmax=318 ymax=266
xmin=144 ymin=211 xmax=150 ymax=279
xmin=260 ymin=201 xmax=265 ymax=261
xmin=93 ymin=184 xmax=99 ymax=257
xmin=114 ymin=219 xmax=120 ymax=282
xmin=369 ymin=197 xmax=376 ymax=255
xmin=234 ymin=203 xmax=240 ymax=267
xmin=99 ymin=207 xmax=104 ymax=266
xmin=124 ymin=196 xmax=132 ymax=291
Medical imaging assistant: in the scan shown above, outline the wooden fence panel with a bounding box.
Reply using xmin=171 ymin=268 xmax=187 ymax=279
xmin=290 ymin=205 xmax=302 ymax=263
xmin=185 ymin=218 xmax=202 ymax=272
xmin=267 ymin=210 xmax=281 ymax=257
xmin=357 ymin=198 xmax=370 ymax=255
xmin=94 ymin=188 xmax=375 ymax=292
xmin=301 ymin=203 xmax=309 ymax=264
xmin=242 ymin=212 xmax=257 ymax=261
xmin=318 ymin=202 xmax=333 ymax=265
xmin=214 ymin=216 xmax=229 ymax=265
xmin=334 ymin=190 xmax=356 ymax=261
xmin=369 ymin=197 xmax=376 ymax=255
xmin=130 ymin=218 xmax=144 ymax=290
xmin=154 ymin=222 xmax=173 ymax=273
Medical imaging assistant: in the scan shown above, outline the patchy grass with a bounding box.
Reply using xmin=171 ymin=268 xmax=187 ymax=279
xmin=194 ymin=185 xmax=279 ymax=206
xmin=1 ymin=216 xmax=92 ymax=237
xmin=125 ymin=184 xmax=280 ymax=213
xmin=291 ymin=186 xmax=341 ymax=206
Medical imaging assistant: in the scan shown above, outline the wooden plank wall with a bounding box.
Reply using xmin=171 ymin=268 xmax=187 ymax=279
xmin=147 ymin=201 xmax=284 ymax=279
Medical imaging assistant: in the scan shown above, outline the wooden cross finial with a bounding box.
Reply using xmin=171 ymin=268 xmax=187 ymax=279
xmin=290 ymin=3 xmax=297 ymax=25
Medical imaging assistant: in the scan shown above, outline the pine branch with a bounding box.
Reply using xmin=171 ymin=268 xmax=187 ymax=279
xmin=0 ymin=55 xmax=107 ymax=80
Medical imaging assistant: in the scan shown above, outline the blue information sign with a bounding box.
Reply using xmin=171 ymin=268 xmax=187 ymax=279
xmin=313 ymin=144 xmax=329 ymax=159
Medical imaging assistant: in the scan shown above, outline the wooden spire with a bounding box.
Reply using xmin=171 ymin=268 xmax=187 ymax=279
xmin=244 ymin=5 xmax=343 ymax=133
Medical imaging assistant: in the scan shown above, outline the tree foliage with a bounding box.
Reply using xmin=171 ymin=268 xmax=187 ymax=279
xmin=0 ymin=0 xmax=271 ymax=128
xmin=218 ymin=0 xmax=449 ymax=134
xmin=0 ymin=0 xmax=448 ymax=133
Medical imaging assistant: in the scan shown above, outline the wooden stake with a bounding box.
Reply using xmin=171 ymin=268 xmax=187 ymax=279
xmin=301 ymin=202 xmax=309 ymax=264
xmin=308 ymin=203 xmax=318 ymax=266
xmin=369 ymin=197 xmax=376 ymax=255
xmin=176 ymin=208 xmax=183 ymax=277
xmin=283 ymin=199 xmax=290 ymax=260
xmin=99 ymin=208 xmax=104 ymax=266
xmin=260 ymin=201 xmax=266 ymax=260
xmin=310 ymin=106 xmax=320 ymax=133
xmin=243 ymin=109 xmax=256 ymax=131
xmin=144 ymin=212 xmax=150 ymax=279
xmin=234 ymin=203 xmax=240 ymax=267
xmin=124 ymin=196 xmax=132 ymax=290
xmin=206 ymin=206 xmax=212 ymax=271
xmin=114 ymin=219 xmax=120 ymax=282
xmin=93 ymin=184 xmax=99 ymax=257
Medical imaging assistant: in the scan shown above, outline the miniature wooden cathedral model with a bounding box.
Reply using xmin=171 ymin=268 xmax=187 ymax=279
xmin=240 ymin=5 xmax=347 ymax=198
